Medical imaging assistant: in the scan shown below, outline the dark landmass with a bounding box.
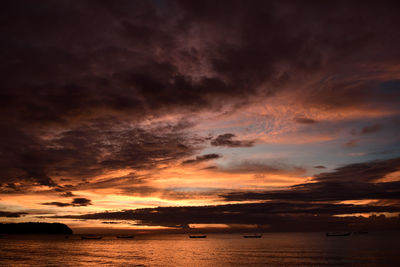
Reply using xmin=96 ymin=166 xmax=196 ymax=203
xmin=0 ymin=222 xmax=73 ymax=235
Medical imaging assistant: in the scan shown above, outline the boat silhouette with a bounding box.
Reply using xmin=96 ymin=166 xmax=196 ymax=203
xmin=189 ymin=235 xmax=207 ymax=238
xmin=243 ymin=234 xmax=262 ymax=238
xmin=326 ymin=232 xmax=351 ymax=237
xmin=116 ymin=235 xmax=134 ymax=239
xmin=81 ymin=235 xmax=102 ymax=239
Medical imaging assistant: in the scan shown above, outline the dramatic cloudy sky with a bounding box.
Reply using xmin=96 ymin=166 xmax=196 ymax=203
xmin=1 ymin=0 xmax=400 ymax=233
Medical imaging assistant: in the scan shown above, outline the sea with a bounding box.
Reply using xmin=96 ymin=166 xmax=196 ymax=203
xmin=1 ymin=232 xmax=399 ymax=266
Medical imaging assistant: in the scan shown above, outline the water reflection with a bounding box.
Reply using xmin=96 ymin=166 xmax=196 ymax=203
xmin=0 ymin=232 xmax=399 ymax=266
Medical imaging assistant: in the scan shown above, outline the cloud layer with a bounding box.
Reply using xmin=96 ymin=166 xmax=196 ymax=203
xmin=2 ymin=0 xmax=400 ymax=188
xmin=211 ymin=134 xmax=255 ymax=147
xmin=1 ymin=0 xmax=400 ymax=231
xmin=222 ymin=158 xmax=400 ymax=202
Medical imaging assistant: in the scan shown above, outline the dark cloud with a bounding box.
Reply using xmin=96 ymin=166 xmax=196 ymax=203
xmin=222 ymin=158 xmax=400 ymax=202
xmin=1 ymin=0 xmax=400 ymax=209
xmin=314 ymin=158 xmax=400 ymax=183
xmin=60 ymin=192 xmax=75 ymax=197
xmin=218 ymin=161 xmax=306 ymax=175
xmin=71 ymin=198 xmax=92 ymax=206
xmin=361 ymin=124 xmax=382 ymax=134
xmin=314 ymin=165 xmax=326 ymax=169
xmin=294 ymin=117 xmax=318 ymax=124
xmin=224 ymin=181 xmax=400 ymax=203
xmin=42 ymin=202 xmax=71 ymax=207
xmin=182 ymin=153 xmax=221 ymax=165
xmin=351 ymin=124 xmax=382 ymax=135
xmin=1 ymin=1 xmax=400 ymax=125
xmin=0 ymin=121 xmax=199 ymax=192
xmin=47 ymin=156 xmax=400 ymax=231
xmin=180 ymin=1 xmax=400 ymax=112
xmin=0 ymin=0 xmax=254 ymax=131
xmin=0 ymin=211 xmax=28 ymax=218
xmin=53 ymin=201 xmax=400 ymax=231
xmin=211 ymin=134 xmax=254 ymax=148
xmin=101 ymin=221 xmax=121 ymax=224
xmin=41 ymin=197 xmax=92 ymax=207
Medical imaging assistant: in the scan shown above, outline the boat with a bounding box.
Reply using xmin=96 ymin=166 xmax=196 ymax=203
xmin=81 ymin=235 xmax=102 ymax=240
xmin=189 ymin=235 xmax=207 ymax=238
xmin=326 ymin=232 xmax=351 ymax=237
xmin=116 ymin=235 xmax=134 ymax=239
xmin=243 ymin=234 xmax=262 ymax=238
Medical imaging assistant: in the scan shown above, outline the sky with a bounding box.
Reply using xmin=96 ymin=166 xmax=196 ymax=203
xmin=1 ymin=0 xmax=400 ymax=233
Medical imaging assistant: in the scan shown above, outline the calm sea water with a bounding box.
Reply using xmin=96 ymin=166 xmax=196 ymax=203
xmin=1 ymin=232 xmax=399 ymax=266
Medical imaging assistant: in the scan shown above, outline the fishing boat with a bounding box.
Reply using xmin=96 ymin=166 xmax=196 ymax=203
xmin=189 ymin=235 xmax=207 ymax=238
xmin=116 ymin=235 xmax=134 ymax=239
xmin=81 ymin=235 xmax=102 ymax=240
xmin=243 ymin=234 xmax=262 ymax=238
xmin=326 ymin=232 xmax=351 ymax=237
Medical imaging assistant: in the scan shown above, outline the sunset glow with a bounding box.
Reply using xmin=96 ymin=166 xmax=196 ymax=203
xmin=1 ymin=0 xmax=399 ymax=234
